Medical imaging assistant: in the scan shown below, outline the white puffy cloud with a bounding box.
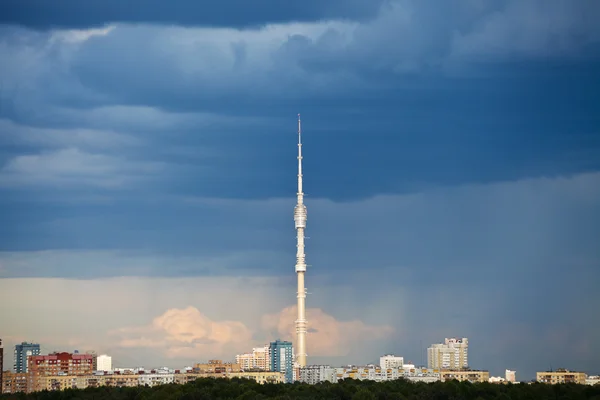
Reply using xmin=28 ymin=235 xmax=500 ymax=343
xmin=262 ymin=306 xmax=394 ymax=357
xmin=111 ymin=306 xmax=253 ymax=359
xmin=0 ymin=277 xmax=397 ymax=367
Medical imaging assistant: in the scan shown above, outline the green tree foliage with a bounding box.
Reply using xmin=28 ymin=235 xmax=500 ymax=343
xmin=1 ymin=378 xmax=599 ymax=400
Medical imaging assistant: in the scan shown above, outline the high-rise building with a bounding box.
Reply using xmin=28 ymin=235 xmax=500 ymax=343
xmin=505 ymin=369 xmax=516 ymax=383
xmin=96 ymin=355 xmax=112 ymax=371
xmin=293 ymin=114 xmax=309 ymax=367
xmin=28 ymin=352 xmax=94 ymax=393
xmin=427 ymin=338 xmax=468 ymax=370
xmin=85 ymin=351 xmax=98 ymax=371
xmin=14 ymin=342 xmax=40 ymax=373
xmin=379 ymin=355 xmax=404 ymax=369
xmin=270 ymin=340 xmax=294 ymax=383
xmin=235 ymin=346 xmax=271 ymax=371
xmin=0 ymin=339 xmax=4 ymax=387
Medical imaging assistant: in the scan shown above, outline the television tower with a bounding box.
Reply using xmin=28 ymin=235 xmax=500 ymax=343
xmin=293 ymin=113 xmax=308 ymax=367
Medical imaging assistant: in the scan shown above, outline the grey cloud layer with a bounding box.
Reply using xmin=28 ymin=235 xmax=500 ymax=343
xmin=2 ymin=172 xmax=598 ymax=280
xmin=1 ymin=3 xmax=599 ymax=201
xmin=0 ymin=0 xmax=385 ymax=29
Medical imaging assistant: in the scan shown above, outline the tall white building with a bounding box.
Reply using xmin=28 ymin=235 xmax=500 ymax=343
xmin=427 ymin=338 xmax=468 ymax=370
xmin=505 ymin=369 xmax=516 ymax=383
xmin=96 ymin=355 xmax=112 ymax=371
xmin=380 ymin=355 xmax=404 ymax=369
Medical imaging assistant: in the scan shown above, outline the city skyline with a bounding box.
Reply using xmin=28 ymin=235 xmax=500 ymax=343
xmin=1 ymin=0 xmax=600 ymax=382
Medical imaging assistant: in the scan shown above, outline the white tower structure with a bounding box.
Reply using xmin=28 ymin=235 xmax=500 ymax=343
xmin=294 ymin=114 xmax=308 ymax=367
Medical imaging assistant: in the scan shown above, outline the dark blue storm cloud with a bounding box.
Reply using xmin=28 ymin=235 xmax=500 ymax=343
xmin=0 ymin=0 xmax=385 ymax=29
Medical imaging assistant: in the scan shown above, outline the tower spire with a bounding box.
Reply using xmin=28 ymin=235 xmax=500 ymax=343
xmin=293 ymin=113 xmax=308 ymax=367
xmin=297 ymin=114 xmax=303 ymax=198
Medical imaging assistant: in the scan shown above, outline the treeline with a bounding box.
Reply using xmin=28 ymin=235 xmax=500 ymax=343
xmin=2 ymin=378 xmax=600 ymax=400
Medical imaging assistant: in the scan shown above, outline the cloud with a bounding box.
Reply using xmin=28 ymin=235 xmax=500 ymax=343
xmin=111 ymin=306 xmax=253 ymax=359
xmin=1 ymin=171 xmax=599 ymax=276
xmin=450 ymin=0 xmax=600 ymax=60
xmin=50 ymin=26 xmax=116 ymax=44
xmin=1 ymin=4 xmax=599 ymax=202
xmin=0 ymin=118 xmax=139 ymax=149
xmin=0 ymin=0 xmax=384 ymax=29
xmin=2 ymin=1 xmax=598 ymax=118
xmin=262 ymin=306 xmax=394 ymax=357
xmin=0 ymin=148 xmax=164 ymax=188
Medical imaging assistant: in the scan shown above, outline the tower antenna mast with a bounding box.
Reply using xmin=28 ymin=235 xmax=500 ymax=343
xmin=293 ymin=113 xmax=308 ymax=367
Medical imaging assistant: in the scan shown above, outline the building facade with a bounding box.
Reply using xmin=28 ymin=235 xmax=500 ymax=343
xmin=380 ymin=355 xmax=404 ymax=369
xmin=427 ymin=338 xmax=468 ymax=370
xmin=270 ymin=340 xmax=294 ymax=383
xmin=14 ymin=342 xmax=41 ymax=373
xmin=299 ymin=365 xmax=441 ymax=384
xmin=299 ymin=365 xmax=333 ymax=384
xmin=7 ymin=369 xmax=284 ymax=393
xmin=2 ymin=372 xmax=29 ymax=394
xmin=96 ymin=355 xmax=112 ymax=372
xmin=441 ymin=369 xmax=489 ymax=383
xmin=505 ymin=369 xmax=516 ymax=383
xmin=536 ymin=370 xmax=587 ymax=385
xmin=586 ymin=376 xmax=600 ymax=386
xmin=194 ymin=360 xmax=241 ymax=374
xmin=235 ymin=346 xmax=271 ymax=371
xmin=28 ymin=352 xmax=94 ymax=392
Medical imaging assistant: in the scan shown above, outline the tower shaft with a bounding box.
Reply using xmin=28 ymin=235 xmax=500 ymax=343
xmin=293 ymin=114 xmax=308 ymax=367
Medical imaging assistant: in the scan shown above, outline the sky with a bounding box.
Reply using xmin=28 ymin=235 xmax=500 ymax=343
xmin=1 ymin=0 xmax=600 ymax=381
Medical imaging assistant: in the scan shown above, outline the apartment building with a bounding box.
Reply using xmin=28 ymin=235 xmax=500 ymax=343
xmin=14 ymin=342 xmax=41 ymax=373
xmin=536 ymin=369 xmax=587 ymax=385
xmin=270 ymin=340 xmax=294 ymax=384
xmin=298 ymin=365 xmax=441 ymax=384
xmin=194 ymin=360 xmax=241 ymax=374
xmin=505 ymin=369 xmax=516 ymax=383
xmin=235 ymin=346 xmax=271 ymax=371
xmin=586 ymin=376 xmax=600 ymax=386
xmin=28 ymin=352 xmax=94 ymax=392
xmin=427 ymin=338 xmax=469 ymax=370
xmin=379 ymin=355 xmax=404 ymax=369
xmin=1 ymin=372 xmax=28 ymax=394
xmin=229 ymin=371 xmax=284 ymax=384
xmin=441 ymin=369 xmax=489 ymax=383
xmin=96 ymin=355 xmax=112 ymax=372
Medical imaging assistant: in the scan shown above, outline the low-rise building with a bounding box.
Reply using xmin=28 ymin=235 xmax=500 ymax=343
xmin=403 ymin=368 xmax=441 ymax=383
xmin=229 ymin=371 xmax=284 ymax=384
xmin=299 ymin=365 xmax=333 ymax=384
xmin=537 ymin=370 xmax=587 ymax=385
xmin=441 ymin=369 xmax=489 ymax=383
xmin=194 ymin=360 xmax=241 ymax=374
xmin=298 ymin=365 xmax=440 ymax=384
xmin=586 ymin=376 xmax=600 ymax=386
